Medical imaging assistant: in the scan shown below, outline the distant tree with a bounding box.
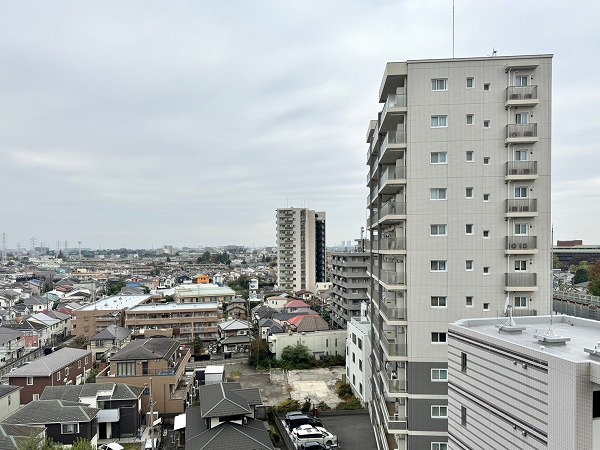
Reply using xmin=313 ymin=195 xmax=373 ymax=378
xmin=85 ymin=369 xmax=98 ymax=384
xmin=553 ymin=255 xmax=561 ymax=270
xmin=198 ymin=251 xmax=211 ymax=264
xmin=280 ymin=344 xmax=315 ymax=370
xmin=192 ymin=337 xmax=204 ymax=355
xmin=57 ymin=250 xmax=65 ymax=259
xmin=71 ymin=438 xmax=94 ymax=450
xmin=18 ymin=436 xmax=61 ymax=450
xmin=573 ymin=267 xmax=589 ymax=285
xmin=70 ymin=336 xmax=88 ymax=349
xmin=166 ymin=256 xmax=171 ymax=263
xmin=589 ymin=262 xmax=600 ymax=296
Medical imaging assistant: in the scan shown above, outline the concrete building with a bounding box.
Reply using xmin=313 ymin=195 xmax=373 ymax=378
xmin=448 ymin=315 xmax=600 ymax=450
xmin=346 ymin=315 xmax=372 ymax=404
xmin=330 ymin=251 xmax=370 ymax=329
xmin=276 ymin=208 xmax=326 ymax=293
xmin=173 ymin=284 xmax=236 ymax=304
xmin=268 ymin=329 xmax=346 ymax=360
xmin=366 ymin=54 xmax=553 ymax=450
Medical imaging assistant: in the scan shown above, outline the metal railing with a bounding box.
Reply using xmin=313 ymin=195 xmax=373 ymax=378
xmin=380 ymin=166 xmax=406 ymax=187
xmin=381 ymin=335 xmax=407 ymax=357
xmin=379 ymin=270 xmax=406 ymax=286
xmin=381 ymin=94 xmax=407 ymax=121
xmin=505 ymin=235 xmax=537 ymax=250
xmin=554 ymin=290 xmax=600 ymax=306
xmin=378 ymin=302 xmax=407 ymax=321
xmin=505 ymin=85 xmax=538 ymax=101
xmin=505 ymin=198 xmax=538 ymax=213
xmin=370 ymin=237 xmax=406 ymax=251
xmin=505 ymin=273 xmax=537 ymax=288
xmin=506 ymin=123 xmax=538 ymax=139
xmin=506 ymin=161 xmax=538 ymax=176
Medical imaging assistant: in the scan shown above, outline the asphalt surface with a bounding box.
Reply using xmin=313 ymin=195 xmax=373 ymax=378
xmin=318 ymin=413 xmax=377 ymax=450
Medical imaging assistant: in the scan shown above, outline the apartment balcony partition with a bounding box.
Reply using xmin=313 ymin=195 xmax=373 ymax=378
xmin=380 ymin=94 xmax=407 ymax=131
xmin=505 ymin=161 xmax=538 ymax=180
xmin=505 ymin=273 xmax=538 ymax=291
xmin=369 ymin=201 xmax=406 ymax=228
xmin=505 ymin=236 xmax=537 ymax=254
xmin=505 ymin=199 xmax=538 ymax=217
xmin=379 ymin=167 xmax=406 ymax=194
xmin=378 ymin=302 xmax=407 ymax=323
xmin=505 ymin=123 xmax=539 ymax=144
xmin=381 ymin=335 xmax=407 ymax=358
xmin=505 ymin=85 xmax=539 ymax=107
xmin=371 ymin=237 xmax=406 ymax=253
xmin=379 ymin=130 xmax=407 ymax=165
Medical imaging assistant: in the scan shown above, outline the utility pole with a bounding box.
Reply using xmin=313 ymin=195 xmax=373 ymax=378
xmin=1 ymin=233 xmax=7 ymax=265
xmin=149 ymin=377 xmax=155 ymax=450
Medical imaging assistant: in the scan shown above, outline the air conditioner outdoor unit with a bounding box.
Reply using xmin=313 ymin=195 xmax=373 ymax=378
xmin=522 ymin=206 xmax=529 ymax=212
xmin=510 ymin=169 xmax=518 ymax=175
xmin=522 ymin=243 xmax=528 ymax=249
xmin=510 ymin=132 xmax=519 ymax=137
xmin=511 ymin=206 xmax=518 ymax=212
xmin=524 ymin=94 xmax=533 ymax=99
xmin=510 ymin=94 xmax=520 ymax=100
xmin=510 ymin=243 xmax=518 ymax=249
xmin=524 ymin=131 xmax=534 ymax=137
xmin=523 ymin=169 xmax=530 ymax=174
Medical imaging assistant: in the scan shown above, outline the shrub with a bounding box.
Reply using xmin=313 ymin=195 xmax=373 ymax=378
xmin=335 ymin=382 xmax=353 ymax=398
xmin=317 ymin=401 xmax=331 ymax=411
xmin=336 ymin=396 xmax=362 ymax=410
xmin=301 ymin=399 xmax=311 ymax=413
xmin=276 ymin=398 xmax=301 ymax=413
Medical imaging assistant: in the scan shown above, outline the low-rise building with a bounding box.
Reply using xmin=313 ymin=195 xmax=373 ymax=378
xmin=268 ymin=329 xmax=346 ymax=360
xmin=0 ymin=328 xmax=24 ymax=363
xmin=174 ymin=284 xmax=236 ymax=304
xmin=89 ymin=325 xmax=131 ymax=362
xmin=346 ymin=315 xmax=371 ymax=404
xmin=0 ymin=385 xmax=21 ymax=420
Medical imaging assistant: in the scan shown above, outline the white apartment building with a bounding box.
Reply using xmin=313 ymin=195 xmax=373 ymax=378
xmin=346 ymin=315 xmax=372 ymax=404
xmin=330 ymin=251 xmax=370 ymax=329
xmin=366 ymin=54 xmax=552 ymax=450
xmin=276 ymin=208 xmax=326 ymax=293
xmin=448 ymin=315 xmax=600 ymax=450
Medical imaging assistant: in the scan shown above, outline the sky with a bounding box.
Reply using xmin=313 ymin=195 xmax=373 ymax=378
xmin=1 ymin=1 xmax=599 ymax=250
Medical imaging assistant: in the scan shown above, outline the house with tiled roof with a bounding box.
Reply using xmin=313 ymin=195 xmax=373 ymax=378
xmin=1 ymin=399 xmax=99 ymax=446
xmin=286 ymin=314 xmax=330 ymax=333
xmin=89 ymin=325 xmax=131 ymax=362
xmin=184 ymin=383 xmax=273 ymax=450
xmin=282 ymin=299 xmax=311 ymax=312
xmin=217 ymin=319 xmax=251 ymax=354
xmin=0 ymin=328 xmax=24 ymax=363
xmin=0 ymin=423 xmax=46 ymax=450
xmin=0 ymin=385 xmax=21 ymax=420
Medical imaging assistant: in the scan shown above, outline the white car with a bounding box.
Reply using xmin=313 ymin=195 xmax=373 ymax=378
xmin=292 ymin=424 xmax=337 ymax=448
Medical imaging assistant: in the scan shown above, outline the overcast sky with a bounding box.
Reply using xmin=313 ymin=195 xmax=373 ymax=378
xmin=1 ymin=1 xmax=599 ymax=250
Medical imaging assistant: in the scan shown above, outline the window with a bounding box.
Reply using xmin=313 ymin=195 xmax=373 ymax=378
xmin=516 ymin=75 xmax=529 ymax=87
xmin=483 ymin=230 xmax=490 ymax=238
xmin=7 ymin=395 xmax=10 ymax=406
xmin=465 ymin=224 xmax=474 ymax=235
xmin=33 ymin=394 xmax=39 ymax=401
xmin=515 ymin=149 xmax=529 ymax=161
xmin=465 ymin=260 xmax=473 ymax=271
xmin=515 ymin=260 xmax=528 ymax=271
xmin=432 ymin=444 xmax=448 ymax=450
xmin=431 ymin=78 xmax=448 ymax=91
xmin=484 ymin=120 xmax=490 ymax=128
xmin=61 ymin=423 xmax=79 ymax=434
xmin=461 ymin=406 xmax=468 ymax=426
xmin=431 ymin=332 xmax=447 ymax=343
xmin=358 ymin=338 xmax=362 ymax=350
xmin=352 ymin=352 xmax=356 ymax=363
xmin=359 ymin=359 xmax=363 ymax=371
xmin=516 ymin=112 xmax=529 ymax=124
xmin=430 ymin=151 xmax=448 ymax=164
xmin=431 ymin=115 xmax=448 ymax=128
xmin=359 ymin=383 xmax=363 ymax=395
xmin=483 ymin=157 xmax=490 ymax=165
xmin=431 ymin=296 xmax=447 ymax=307
xmin=466 ymin=296 xmax=473 ymax=307
xmin=466 ymin=77 xmax=474 ymax=88
xmin=483 ymin=267 xmax=490 ymax=275
xmin=483 ymin=194 xmax=490 ymax=202
xmin=430 ymin=224 xmax=447 ymax=236
xmin=483 ymin=302 xmax=490 ymax=311
xmin=483 ymin=83 xmax=490 ymax=91
xmin=465 ymin=150 xmax=474 ymax=162
xmin=430 ymin=188 xmax=447 ymax=200
xmin=56 ymin=372 xmax=61 ymax=381
xmin=352 ymin=374 xmax=356 ymax=385
xmin=78 ymin=360 xmax=81 ymax=368
xmin=431 ymin=369 xmax=448 ymax=381
xmin=65 ymin=367 xmax=69 ymax=376
xmin=515 ymin=296 xmax=528 ymax=308
xmin=27 ymin=377 xmax=33 ymax=385
xmin=461 ymin=352 xmax=468 ymax=372
xmin=117 ymin=362 xmax=136 ymax=376
xmin=515 ymin=223 xmax=528 ymax=235
xmin=352 ymin=333 xmax=356 ymax=344
xmin=515 ymin=186 xmax=528 ymax=198
xmin=466 ymin=114 xmax=474 ymax=125
xmin=431 ymin=260 xmax=447 ymax=272
xmin=431 ymin=405 xmax=448 ymax=418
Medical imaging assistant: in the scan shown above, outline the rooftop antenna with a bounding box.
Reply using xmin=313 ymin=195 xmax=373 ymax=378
xmin=452 ymin=0 xmax=455 ymax=58
xmin=489 ymin=47 xmax=498 ymax=57
xmin=496 ymin=296 xmax=525 ymax=333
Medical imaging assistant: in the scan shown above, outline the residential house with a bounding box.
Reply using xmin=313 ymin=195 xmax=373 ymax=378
xmin=225 ymin=298 xmax=247 ymax=320
xmin=24 ymin=296 xmax=49 ymax=313
xmin=41 ymin=383 xmax=144 ymax=440
xmin=217 ymin=319 xmax=250 ymax=354
xmin=90 ymin=325 xmax=131 ymax=362
xmin=0 ymin=385 xmax=22 ymax=420
xmin=27 ymin=311 xmax=70 ymax=345
xmin=7 ymin=347 xmax=93 ymax=403
xmin=95 ymin=338 xmax=191 ymax=417
xmin=286 ymin=315 xmax=330 ymax=333
xmin=263 ymin=295 xmax=290 ymax=311
xmin=2 ymin=399 xmax=99 ymax=446
xmin=257 ymin=318 xmax=284 ymax=341
xmin=282 ymin=299 xmax=312 ymax=314
xmin=0 ymin=423 xmax=46 ymax=450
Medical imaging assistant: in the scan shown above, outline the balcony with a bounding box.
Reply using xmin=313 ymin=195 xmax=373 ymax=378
xmin=371 ymin=237 xmax=406 ymax=253
xmin=505 ymin=123 xmax=539 ymax=144
xmin=380 ymin=94 xmax=407 ymax=131
xmin=382 ymin=373 xmax=407 ymax=395
xmin=379 ymin=131 xmax=407 ymax=165
xmin=505 ymin=199 xmax=538 ymax=217
xmin=505 ymin=236 xmax=538 ymax=254
xmin=381 ymin=335 xmax=407 ymax=358
xmin=505 ymin=85 xmax=539 ymax=108
xmin=505 ymin=161 xmax=538 ymax=181
xmin=505 ymin=273 xmax=538 ymax=291
xmin=378 ymin=270 xmax=406 ymax=289
xmin=369 ymin=201 xmax=406 ymax=228
xmin=378 ymin=302 xmax=407 ymax=323
xmin=379 ymin=167 xmax=406 ymax=194
xmin=367 ymin=133 xmax=381 ymax=162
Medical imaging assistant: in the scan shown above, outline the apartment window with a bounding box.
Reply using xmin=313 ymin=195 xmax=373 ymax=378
xmin=515 ymin=296 xmax=528 ymax=308
xmin=465 ymin=187 xmax=473 ymax=198
xmin=515 ymin=186 xmax=528 ymax=198
xmin=431 ymin=369 xmax=448 ymax=381
xmin=359 ymin=383 xmax=363 ymax=395
xmin=65 ymin=367 xmax=69 ymax=376
xmin=515 ymin=260 xmax=528 ymax=271
xmin=515 ymin=223 xmax=528 ymax=235
xmin=483 ymin=83 xmax=490 ymax=91
xmin=516 ymin=112 xmax=529 ymax=124
xmin=117 ymin=362 xmax=136 ymax=376
xmin=515 ymin=149 xmax=529 ymax=161
xmin=430 ymin=224 xmax=447 ymax=236
xmin=61 ymin=423 xmax=79 ymax=434
xmin=431 ymin=78 xmax=448 ymax=91
xmin=431 ymin=260 xmax=447 ymax=272
xmin=431 ymin=405 xmax=448 ymax=418
xmin=483 ymin=194 xmax=490 ymax=202
xmin=56 ymin=371 xmax=61 ymax=381
xmin=358 ymin=338 xmax=362 ymax=350
xmin=461 ymin=406 xmax=468 ymax=426
xmin=465 ymin=224 xmax=474 ymax=235
xmin=352 ymin=333 xmax=356 ymax=344
xmin=461 ymin=352 xmax=468 ymax=372
xmin=483 ymin=157 xmax=490 ymax=165
xmin=27 ymin=377 xmax=33 ymax=386
xmin=432 ymin=444 xmax=448 ymax=450
xmin=465 ymin=260 xmax=474 ymax=271
xmin=483 ymin=230 xmax=490 ymax=238
xmin=484 ymin=120 xmax=491 ymax=128
xmin=516 ymin=75 xmax=529 ymax=87
xmin=431 ymin=332 xmax=447 ymax=343
xmin=33 ymin=394 xmax=39 ymax=401
xmin=465 ymin=150 xmax=474 ymax=162
xmin=7 ymin=395 xmax=10 ymax=406
xmin=359 ymin=359 xmax=363 ymax=371
xmin=352 ymin=352 xmax=356 ymax=363
xmin=431 ymin=115 xmax=448 ymax=128
xmin=430 ymin=188 xmax=447 ymax=200
xmin=78 ymin=360 xmax=81 ymax=368
xmin=431 ymin=151 xmax=448 ymax=164
xmin=352 ymin=374 xmax=356 ymax=385
xmin=431 ymin=296 xmax=447 ymax=307
xmin=466 ymin=296 xmax=473 ymax=307
xmin=466 ymin=77 xmax=474 ymax=88
xmin=483 ymin=302 xmax=490 ymax=311
xmin=466 ymin=114 xmax=474 ymax=125
xmin=483 ymin=267 xmax=490 ymax=275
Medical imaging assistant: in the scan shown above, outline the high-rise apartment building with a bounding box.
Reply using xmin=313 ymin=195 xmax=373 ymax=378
xmin=276 ymin=208 xmax=326 ymax=292
xmin=366 ymin=55 xmax=552 ymax=450
xmin=330 ymin=250 xmax=370 ymax=329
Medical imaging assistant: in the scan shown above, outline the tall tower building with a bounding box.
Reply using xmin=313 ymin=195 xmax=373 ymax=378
xmin=366 ymin=55 xmax=552 ymax=450
xmin=276 ymin=208 xmax=326 ymax=293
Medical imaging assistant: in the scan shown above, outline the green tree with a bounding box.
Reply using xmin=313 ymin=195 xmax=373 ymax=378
xmin=280 ymin=344 xmax=315 ymax=370
xmin=192 ymin=337 xmax=204 ymax=355
xmin=71 ymin=438 xmax=94 ymax=450
xmin=573 ymin=267 xmax=589 ymax=285
xmin=18 ymin=436 xmax=61 ymax=450
xmin=553 ymin=255 xmax=561 ymax=270
xmin=198 ymin=251 xmax=211 ymax=264
xmin=70 ymin=336 xmax=88 ymax=349
xmin=248 ymin=339 xmax=272 ymax=368
xmin=588 ymin=261 xmax=600 ymax=296
xmin=276 ymin=398 xmax=301 ymax=413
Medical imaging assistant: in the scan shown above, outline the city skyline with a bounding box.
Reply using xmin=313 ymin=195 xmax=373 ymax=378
xmin=1 ymin=1 xmax=599 ymax=249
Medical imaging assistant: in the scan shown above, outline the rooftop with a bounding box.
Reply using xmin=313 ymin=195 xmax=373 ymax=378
xmin=127 ymin=302 xmax=219 ymax=312
xmin=7 ymin=348 xmax=91 ymax=377
xmin=76 ymin=294 xmax=152 ymax=311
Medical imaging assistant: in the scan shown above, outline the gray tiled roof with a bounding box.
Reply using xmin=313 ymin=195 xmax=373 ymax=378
xmin=198 ymin=383 xmax=251 ymax=418
xmin=41 ymin=383 xmax=144 ymax=402
xmin=0 ymin=385 xmax=21 ymax=398
xmin=0 ymin=424 xmax=45 ymax=450
xmin=92 ymin=325 xmax=131 ymax=341
xmin=110 ymin=337 xmax=178 ymax=361
xmin=7 ymin=348 xmax=90 ymax=377
xmin=221 ymin=335 xmax=251 ymax=345
xmin=2 ymin=400 xmax=99 ymax=424
xmin=185 ymin=414 xmax=274 ymax=450
xmin=0 ymin=328 xmax=23 ymax=346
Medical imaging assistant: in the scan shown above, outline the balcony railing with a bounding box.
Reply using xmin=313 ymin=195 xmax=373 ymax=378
xmin=379 ymin=302 xmax=407 ymax=321
xmin=384 ymin=376 xmax=407 ymax=394
xmin=505 ymin=161 xmax=538 ymax=177
xmin=505 ymin=273 xmax=537 ymax=288
xmin=381 ymin=335 xmax=407 ymax=357
xmin=371 ymin=237 xmax=406 ymax=251
xmin=379 ymin=270 xmax=406 ymax=286
xmin=505 ymin=199 xmax=538 ymax=213
xmin=506 ymin=123 xmax=538 ymax=139
xmin=505 ymin=85 xmax=538 ymax=101
xmin=505 ymin=235 xmax=537 ymax=251
xmin=380 ymin=166 xmax=406 ymax=187
xmin=387 ymin=415 xmax=408 ymax=431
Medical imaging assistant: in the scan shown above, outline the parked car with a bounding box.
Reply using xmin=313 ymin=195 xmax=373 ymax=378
xmin=299 ymin=442 xmax=332 ymax=450
xmin=285 ymin=412 xmax=323 ymax=431
xmin=292 ymin=424 xmax=337 ymax=448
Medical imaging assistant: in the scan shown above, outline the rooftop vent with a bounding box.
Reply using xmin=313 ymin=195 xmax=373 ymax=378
xmin=584 ymin=342 xmax=600 ymax=357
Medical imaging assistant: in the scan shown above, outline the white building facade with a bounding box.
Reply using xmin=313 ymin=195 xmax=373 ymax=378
xmin=366 ymin=55 xmax=553 ymax=450
xmin=346 ymin=316 xmax=371 ymax=404
xmin=268 ymin=329 xmax=346 ymax=360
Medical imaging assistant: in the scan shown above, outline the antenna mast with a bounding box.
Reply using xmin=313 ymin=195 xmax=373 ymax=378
xmin=452 ymin=0 xmax=455 ymax=58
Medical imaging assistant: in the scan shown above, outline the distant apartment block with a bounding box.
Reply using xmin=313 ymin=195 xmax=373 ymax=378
xmin=276 ymin=208 xmax=326 ymax=293
xmin=366 ymin=54 xmax=552 ymax=450
xmin=330 ymin=251 xmax=369 ymax=329
xmin=346 ymin=315 xmax=371 ymax=403
xmin=173 ymin=284 xmax=236 ymax=303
